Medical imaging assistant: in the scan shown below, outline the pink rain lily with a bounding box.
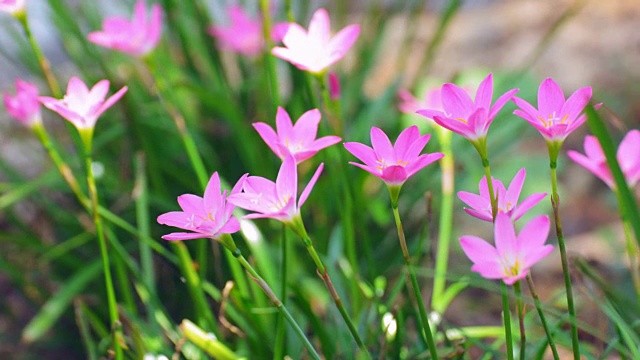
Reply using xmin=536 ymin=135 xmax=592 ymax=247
xmin=157 ymin=172 xmax=247 ymax=241
xmin=417 ymin=73 xmax=518 ymax=141
xmin=227 ymin=155 xmax=324 ymax=223
xmin=0 ymin=0 xmax=25 ymax=15
xmin=208 ymin=5 xmax=264 ymax=57
xmin=39 ymin=77 xmax=128 ymax=130
xmin=458 ymin=168 xmax=547 ymax=222
xmin=272 ymin=8 xmax=360 ymax=74
xmin=253 ymin=107 xmax=341 ymax=163
xmin=460 ymin=211 xmax=554 ymax=285
xmin=4 ymin=79 xmax=41 ymax=127
xmin=512 ymin=78 xmax=592 ymax=143
xmin=567 ymin=130 xmax=640 ymax=190
xmin=344 ymin=125 xmax=444 ymax=187
xmin=87 ymin=0 xmax=162 ymax=57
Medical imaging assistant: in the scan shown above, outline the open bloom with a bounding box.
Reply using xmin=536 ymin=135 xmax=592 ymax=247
xmin=0 ymin=0 xmax=25 ymax=16
xmin=458 ymin=168 xmax=546 ymax=222
xmin=344 ymin=125 xmax=443 ymax=187
xmin=87 ymin=0 xmax=162 ymax=57
xmin=4 ymin=79 xmax=41 ymax=127
xmin=157 ymin=172 xmax=246 ymax=241
xmin=39 ymin=77 xmax=128 ymax=130
xmin=460 ymin=211 xmax=554 ymax=285
xmin=208 ymin=5 xmax=263 ymax=57
xmin=512 ymin=78 xmax=592 ymax=143
xmin=417 ymin=73 xmax=518 ymax=141
xmin=253 ymin=107 xmax=341 ymax=163
xmin=272 ymin=8 xmax=360 ymax=74
xmin=228 ymin=155 xmax=323 ymax=223
xmin=567 ymin=130 xmax=640 ymax=190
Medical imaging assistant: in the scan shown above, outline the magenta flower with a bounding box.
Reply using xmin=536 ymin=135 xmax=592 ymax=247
xmin=0 ymin=0 xmax=25 ymax=16
xmin=227 ymin=155 xmax=324 ymax=223
xmin=272 ymin=8 xmax=360 ymax=74
xmin=39 ymin=77 xmax=128 ymax=131
xmin=460 ymin=211 xmax=554 ymax=285
xmin=253 ymin=107 xmax=341 ymax=163
xmin=87 ymin=0 xmax=162 ymax=57
xmin=417 ymin=74 xmax=518 ymax=141
xmin=344 ymin=125 xmax=443 ymax=187
xmin=208 ymin=5 xmax=263 ymax=57
xmin=398 ymin=88 xmax=443 ymax=115
xmin=458 ymin=168 xmax=547 ymax=222
xmin=567 ymin=130 xmax=640 ymax=190
xmin=4 ymin=79 xmax=41 ymax=127
xmin=512 ymin=78 xmax=592 ymax=143
xmin=157 ymin=172 xmax=246 ymax=242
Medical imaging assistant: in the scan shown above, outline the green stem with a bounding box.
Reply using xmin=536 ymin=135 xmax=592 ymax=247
xmin=17 ymin=13 xmax=61 ymax=97
xmin=392 ymin=205 xmax=439 ymax=359
xmin=621 ymin=211 xmax=640 ymax=305
xmin=514 ymin=281 xmax=526 ymax=360
xmin=234 ymin=250 xmax=321 ymax=360
xmin=549 ymin=158 xmax=580 ymax=360
xmin=432 ymin=128 xmax=454 ymax=314
xmin=501 ymin=282 xmax=514 ymax=360
xmin=290 ymin=218 xmax=369 ymax=357
xmin=84 ymin=150 xmax=122 ymax=359
xmin=472 ymin=139 xmax=498 ymax=220
xmin=273 ymin=224 xmax=288 ymax=360
xmin=526 ymin=274 xmax=559 ymax=360
xmin=259 ymin=0 xmax=281 ymax=108
xmin=180 ymin=319 xmax=244 ymax=360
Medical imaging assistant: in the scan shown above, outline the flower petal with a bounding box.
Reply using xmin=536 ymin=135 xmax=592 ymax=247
xmin=538 ymin=78 xmax=565 ymax=116
xmin=299 ymin=163 xmax=324 ymax=208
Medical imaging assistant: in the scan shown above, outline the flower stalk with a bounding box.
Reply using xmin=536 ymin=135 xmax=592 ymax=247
xmin=17 ymin=14 xmax=61 ymax=97
xmin=526 ymin=274 xmax=560 ymax=360
xmin=514 ymin=281 xmax=526 ymax=360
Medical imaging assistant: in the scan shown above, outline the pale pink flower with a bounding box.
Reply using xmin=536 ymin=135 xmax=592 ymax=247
xmin=460 ymin=211 xmax=554 ymax=285
xmin=399 ymin=85 xmax=475 ymax=115
xmin=227 ymin=155 xmax=324 ymax=223
xmin=458 ymin=168 xmax=546 ymax=222
xmin=417 ymin=73 xmax=518 ymax=141
xmin=512 ymin=78 xmax=592 ymax=143
xmin=4 ymin=79 xmax=41 ymax=127
xmin=0 ymin=0 xmax=25 ymax=15
xmin=157 ymin=172 xmax=246 ymax=241
xmin=272 ymin=8 xmax=360 ymax=74
xmin=344 ymin=125 xmax=443 ymax=186
xmin=87 ymin=0 xmax=162 ymax=57
xmin=39 ymin=77 xmax=128 ymax=130
xmin=567 ymin=130 xmax=640 ymax=190
xmin=208 ymin=5 xmax=263 ymax=57
xmin=253 ymin=107 xmax=341 ymax=163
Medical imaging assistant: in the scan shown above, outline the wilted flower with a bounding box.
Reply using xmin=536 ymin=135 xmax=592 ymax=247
xmin=253 ymin=107 xmax=341 ymax=164
xmin=87 ymin=0 xmax=162 ymax=57
xmin=512 ymin=78 xmax=592 ymax=143
xmin=4 ymin=79 xmax=41 ymax=127
xmin=567 ymin=130 xmax=640 ymax=190
xmin=458 ymin=168 xmax=546 ymax=223
xmin=157 ymin=172 xmax=246 ymax=242
xmin=272 ymin=8 xmax=360 ymax=74
xmin=460 ymin=211 xmax=553 ymax=285
xmin=344 ymin=125 xmax=443 ymax=188
xmin=417 ymin=73 xmax=518 ymax=142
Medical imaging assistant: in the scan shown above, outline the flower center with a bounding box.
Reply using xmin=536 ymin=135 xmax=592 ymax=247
xmin=537 ymin=112 xmax=569 ymax=128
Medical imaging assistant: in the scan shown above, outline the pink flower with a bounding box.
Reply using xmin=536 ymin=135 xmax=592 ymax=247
xmin=157 ymin=172 xmax=246 ymax=241
xmin=87 ymin=0 xmax=162 ymax=57
xmin=344 ymin=125 xmax=444 ymax=186
xmin=417 ymin=73 xmax=518 ymax=141
xmin=39 ymin=77 xmax=128 ymax=130
xmin=0 ymin=0 xmax=25 ymax=15
xmin=208 ymin=5 xmax=263 ymax=57
xmin=253 ymin=107 xmax=341 ymax=163
xmin=458 ymin=168 xmax=547 ymax=222
xmin=272 ymin=8 xmax=360 ymax=74
xmin=460 ymin=211 xmax=554 ymax=285
xmin=398 ymin=88 xmax=443 ymax=115
xmin=567 ymin=130 xmax=640 ymax=190
xmin=227 ymin=155 xmax=324 ymax=223
xmin=4 ymin=79 xmax=41 ymax=127
xmin=512 ymin=78 xmax=592 ymax=143
xmin=328 ymin=72 xmax=341 ymax=100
